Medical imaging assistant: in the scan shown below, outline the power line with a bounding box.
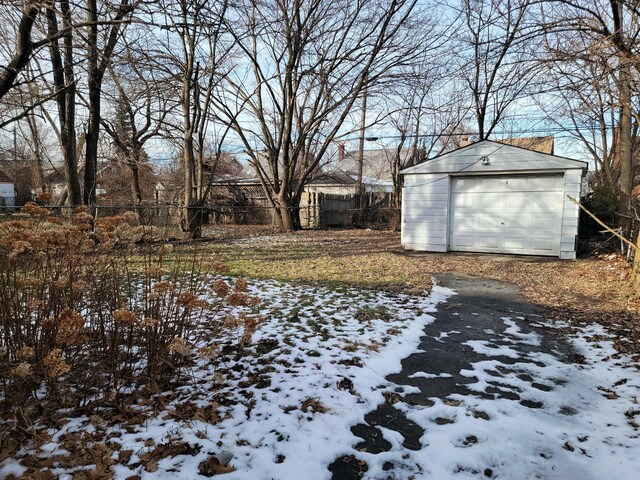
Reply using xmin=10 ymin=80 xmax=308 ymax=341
xmin=354 ymin=124 xmax=614 ymax=143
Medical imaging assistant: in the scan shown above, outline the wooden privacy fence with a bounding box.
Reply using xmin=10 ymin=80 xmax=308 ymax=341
xmin=300 ymin=191 xmax=394 ymax=228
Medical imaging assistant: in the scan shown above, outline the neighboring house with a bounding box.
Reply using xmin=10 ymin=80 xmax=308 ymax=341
xmin=304 ymin=170 xmax=356 ymax=195
xmin=44 ymin=170 xmax=107 ymax=198
xmin=400 ymin=139 xmax=588 ymax=259
xmin=0 ymin=170 xmax=16 ymax=208
xmin=326 ymin=146 xmax=411 ymax=193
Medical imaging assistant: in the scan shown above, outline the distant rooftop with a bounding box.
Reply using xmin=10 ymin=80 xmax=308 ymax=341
xmin=460 ymin=135 xmax=554 ymax=155
xmin=0 ymin=169 xmax=13 ymax=183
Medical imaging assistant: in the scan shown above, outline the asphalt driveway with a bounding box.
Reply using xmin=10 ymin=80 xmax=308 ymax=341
xmin=329 ymin=274 xmax=639 ymax=479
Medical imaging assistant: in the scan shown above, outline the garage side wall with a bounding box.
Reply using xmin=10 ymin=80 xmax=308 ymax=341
xmin=560 ymin=169 xmax=583 ymax=260
xmin=401 ymin=174 xmax=449 ymax=252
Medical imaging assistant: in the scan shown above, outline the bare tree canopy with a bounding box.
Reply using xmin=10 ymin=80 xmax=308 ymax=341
xmin=212 ymin=0 xmax=425 ymax=229
xmin=0 ymin=1 xmax=39 ymax=100
xmin=542 ymin=0 xmax=640 ymax=233
xmin=2 ymin=0 xmax=640 ymax=239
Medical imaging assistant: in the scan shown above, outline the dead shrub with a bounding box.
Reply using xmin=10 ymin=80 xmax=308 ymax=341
xmin=0 ymin=209 xmax=252 ymax=449
xmin=226 ymin=291 xmax=260 ymax=307
xmin=234 ymin=277 xmax=248 ymax=292
xmin=212 ymin=279 xmax=230 ymax=297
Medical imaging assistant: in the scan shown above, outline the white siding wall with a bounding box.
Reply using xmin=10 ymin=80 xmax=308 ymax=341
xmin=560 ymin=170 xmax=582 ymax=259
xmin=401 ymin=169 xmax=584 ymax=259
xmin=0 ymin=182 xmax=15 ymax=207
xmin=401 ymin=174 xmax=449 ymax=252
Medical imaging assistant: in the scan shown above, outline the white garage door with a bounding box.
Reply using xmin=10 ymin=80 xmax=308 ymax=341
xmin=449 ymin=174 xmax=564 ymax=256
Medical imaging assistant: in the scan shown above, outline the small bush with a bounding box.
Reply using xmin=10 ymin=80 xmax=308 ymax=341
xmin=0 ymin=208 xmax=239 ymax=446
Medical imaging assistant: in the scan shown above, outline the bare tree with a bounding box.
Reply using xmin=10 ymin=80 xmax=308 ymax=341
xmin=101 ymin=33 xmax=173 ymax=205
xmin=215 ymin=0 xmax=422 ymax=230
xmin=539 ymin=57 xmax=622 ymax=198
xmin=383 ymin=51 xmax=467 ymax=208
xmin=0 ymin=1 xmax=40 ymax=100
xmin=543 ymin=0 xmax=640 ymax=235
xmin=145 ymin=0 xmax=232 ymax=238
xmin=45 ymin=0 xmax=81 ymax=205
xmin=83 ymin=0 xmax=134 ymax=206
xmin=1 ymin=1 xmax=136 ymax=207
xmin=456 ymin=0 xmax=538 ymax=139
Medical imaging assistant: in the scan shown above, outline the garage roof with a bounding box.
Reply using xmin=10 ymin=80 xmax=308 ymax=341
xmin=400 ymin=139 xmax=588 ymax=175
xmin=0 ymin=169 xmax=14 ymax=183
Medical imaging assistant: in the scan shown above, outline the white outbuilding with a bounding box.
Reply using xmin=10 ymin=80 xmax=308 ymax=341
xmin=0 ymin=169 xmax=16 ymax=208
xmin=400 ymin=140 xmax=588 ymax=259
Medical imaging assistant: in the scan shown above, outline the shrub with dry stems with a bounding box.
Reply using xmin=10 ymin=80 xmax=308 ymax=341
xmin=0 ymin=207 xmax=244 ymax=450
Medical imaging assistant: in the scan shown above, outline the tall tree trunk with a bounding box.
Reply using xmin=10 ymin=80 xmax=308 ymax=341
xmin=618 ymin=62 xmax=633 ymax=236
xmin=84 ymin=0 xmax=131 ymax=205
xmin=129 ymin=155 xmax=143 ymax=206
xmin=84 ymin=0 xmax=100 ymax=205
xmin=182 ymin=134 xmax=202 ymax=239
xmin=273 ymin=190 xmax=301 ymax=231
xmin=48 ymin=0 xmax=81 ymax=206
xmin=355 ymin=87 xmax=368 ymax=196
xmin=26 ymin=113 xmax=45 ymax=193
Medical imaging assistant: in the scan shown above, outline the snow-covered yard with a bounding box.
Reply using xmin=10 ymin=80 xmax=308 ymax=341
xmin=0 ymin=279 xmax=448 ymax=479
xmin=1 ymin=277 xmax=638 ymax=479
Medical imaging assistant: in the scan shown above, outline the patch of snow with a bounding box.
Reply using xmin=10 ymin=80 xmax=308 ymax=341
xmin=0 ymin=279 xmax=455 ymax=479
xmin=408 ymin=372 xmax=454 ymax=379
xmin=462 ymin=340 xmax=521 ymax=359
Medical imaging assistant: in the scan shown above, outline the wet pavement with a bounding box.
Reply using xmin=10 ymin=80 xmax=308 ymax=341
xmin=329 ymin=274 xmax=576 ymax=479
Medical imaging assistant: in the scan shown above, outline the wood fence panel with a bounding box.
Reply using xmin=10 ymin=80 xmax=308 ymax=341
xmin=319 ymin=193 xmax=357 ymax=226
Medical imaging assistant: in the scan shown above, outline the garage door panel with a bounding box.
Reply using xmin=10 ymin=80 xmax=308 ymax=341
xmin=501 ymin=177 xmax=528 ymax=191
xmin=454 ymin=214 xmax=502 ymax=232
xmin=504 ymin=237 xmax=526 ymax=250
xmin=450 ymin=174 xmax=563 ymax=256
xmin=454 ymin=235 xmax=476 ymax=247
xmin=531 ymin=238 xmax=555 ymax=252
xmin=478 ymin=192 xmax=504 ymax=208
xmin=501 ymin=193 xmax=529 ymax=210
xmin=452 ymin=177 xmax=480 ymax=193
xmin=533 ymin=176 xmax=564 ymax=190
xmin=481 ymin=236 xmax=500 ymax=248
xmin=503 ymin=218 xmax=527 ymax=229
xmin=531 ymin=216 xmax=560 ymax=230
xmin=532 ymin=193 xmax=562 ymax=210
xmin=451 ymin=195 xmax=477 ymax=208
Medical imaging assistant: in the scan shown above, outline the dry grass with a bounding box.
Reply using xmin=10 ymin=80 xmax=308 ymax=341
xmin=178 ymin=228 xmax=640 ymax=355
xmin=186 ymin=229 xmax=427 ymax=292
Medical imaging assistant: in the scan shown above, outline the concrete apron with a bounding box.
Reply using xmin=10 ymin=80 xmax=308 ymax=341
xmin=329 ymin=274 xmax=576 ymax=479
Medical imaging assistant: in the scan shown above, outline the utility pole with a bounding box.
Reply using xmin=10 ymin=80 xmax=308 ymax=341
xmin=355 ymin=87 xmax=368 ymax=196
xmin=13 ymin=127 xmax=17 ymax=163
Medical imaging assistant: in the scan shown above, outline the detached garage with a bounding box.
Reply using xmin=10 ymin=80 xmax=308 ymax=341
xmin=400 ymin=140 xmax=588 ymax=259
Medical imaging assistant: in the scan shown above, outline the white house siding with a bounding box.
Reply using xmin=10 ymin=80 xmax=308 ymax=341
xmin=560 ymin=170 xmax=583 ymax=260
xmin=0 ymin=182 xmax=15 ymax=207
xmin=401 ymin=174 xmax=449 ymax=252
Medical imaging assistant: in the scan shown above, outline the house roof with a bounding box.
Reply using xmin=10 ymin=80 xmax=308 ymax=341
xmin=309 ymin=169 xmax=356 ymax=186
xmin=461 ymin=135 xmax=555 ymax=155
xmin=336 ymin=148 xmax=412 ymax=182
xmin=400 ymin=139 xmax=588 ymax=176
xmin=0 ymin=169 xmax=14 ymax=183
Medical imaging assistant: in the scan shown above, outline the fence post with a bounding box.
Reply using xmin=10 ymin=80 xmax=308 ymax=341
xmin=93 ymin=205 xmax=99 ymax=235
xmin=271 ymin=206 xmax=276 ymax=232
